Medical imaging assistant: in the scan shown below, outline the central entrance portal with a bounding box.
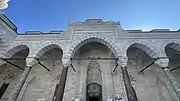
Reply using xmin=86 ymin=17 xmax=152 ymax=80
xmin=73 ymin=42 xmax=116 ymax=101
xmin=87 ymin=83 xmax=102 ymax=101
xmin=86 ymin=60 xmax=102 ymax=101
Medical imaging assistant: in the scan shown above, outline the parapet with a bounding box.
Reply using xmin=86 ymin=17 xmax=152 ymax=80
xmin=49 ymin=30 xmax=63 ymax=34
xmin=25 ymin=30 xmax=64 ymax=35
xmin=68 ymin=19 xmax=120 ymax=26
xmin=125 ymin=29 xmax=180 ymax=33
xmin=25 ymin=31 xmax=42 ymax=35
xmin=0 ymin=13 xmax=17 ymax=32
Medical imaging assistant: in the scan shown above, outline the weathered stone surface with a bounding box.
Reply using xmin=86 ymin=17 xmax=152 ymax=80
xmin=8 ymin=66 xmax=31 ymax=101
xmin=0 ymin=18 xmax=180 ymax=101
xmin=163 ymin=67 xmax=180 ymax=99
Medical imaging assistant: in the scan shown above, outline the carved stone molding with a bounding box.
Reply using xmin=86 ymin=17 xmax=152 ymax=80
xmin=26 ymin=58 xmax=37 ymax=67
xmin=69 ymin=19 xmax=120 ymax=26
xmin=62 ymin=58 xmax=70 ymax=67
xmin=33 ymin=41 xmax=64 ymax=58
xmin=69 ymin=34 xmax=120 ymax=58
xmin=155 ymin=58 xmax=169 ymax=67
xmin=4 ymin=42 xmax=30 ymax=58
xmin=118 ymin=56 xmax=128 ymax=67
xmin=122 ymin=40 xmax=159 ymax=59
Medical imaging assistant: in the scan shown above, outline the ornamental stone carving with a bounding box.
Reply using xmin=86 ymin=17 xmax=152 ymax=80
xmin=122 ymin=40 xmax=159 ymax=59
xmin=155 ymin=58 xmax=169 ymax=67
xmin=4 ymin=42 xmax=30 ymax=58
xmin=26 ymin=58 xmax=37 ymax=67
xmin=2 ymin=17 xmax=180 ymax=101
xmin=118 ymin=56 xmax=128 ymax=67
xmin=62 ymin=58 xmax=71 ymax=67
xmin=69 ymin=34 xmax=120 ymax=58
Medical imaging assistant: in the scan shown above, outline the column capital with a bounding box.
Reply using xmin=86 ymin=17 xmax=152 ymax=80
xmin=163 ymin=67 xmax=170 ymax=71
xmin=62 ymin=58 xmax=70 ymax=67
xmin=118 ymin=56 xmax=128 ymax=67
xmin=155 ymin=58 xmax=169 ymax=68
xmin=26 ymin=58 xmax=37 ymax=67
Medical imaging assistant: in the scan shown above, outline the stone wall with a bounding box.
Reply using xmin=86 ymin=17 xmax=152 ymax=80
xmin=18 ymin=49 xmax=63 ymax=101
xmin=1 ymin=19 xmax=180 ymax=101
xmin=127 ymin=48 xmax=179 ymax=101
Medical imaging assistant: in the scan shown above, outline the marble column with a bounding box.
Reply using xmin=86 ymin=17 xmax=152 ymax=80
xmin=119 ymin=56 xmax=138 ymax=101
xmin=8 ymin=66 xmax=32 ymax=101
xmin=155 ymin=58 xmax=180 ymax=100
xmin=121 ymin=66 xmax=138 ymax=101
xmin=163 ymin=67 xmax=180 ymax=99
xmin=8 ymin=58 xmax=36 ymax=101
xmin=54 ymin=59 xmax=69 ymax=101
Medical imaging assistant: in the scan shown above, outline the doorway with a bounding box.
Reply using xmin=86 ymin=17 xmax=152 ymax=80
xmin=89 ymin=96 xmax=100 ymax=101
xmin=87 ymin=83 xmax=102 ymax=101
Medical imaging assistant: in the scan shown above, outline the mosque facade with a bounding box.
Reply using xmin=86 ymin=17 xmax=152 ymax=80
xmin=0 ymin=14 xmax=179 ymax=101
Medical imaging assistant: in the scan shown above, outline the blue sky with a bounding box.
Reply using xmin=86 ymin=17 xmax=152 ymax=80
xmin=3 ymin=0 xmax=180 ymax=33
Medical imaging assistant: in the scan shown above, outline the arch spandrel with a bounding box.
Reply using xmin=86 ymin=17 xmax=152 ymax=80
xmin=68 ymin=34 xmax=121 ymax=58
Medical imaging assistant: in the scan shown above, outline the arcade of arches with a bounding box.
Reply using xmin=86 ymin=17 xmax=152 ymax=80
xmin=1 ymin=41 xmax=180 ymax=101
xmin=0 ymin=16 xmax=180 ymax=101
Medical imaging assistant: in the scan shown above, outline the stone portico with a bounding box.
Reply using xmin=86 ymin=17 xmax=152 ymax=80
xmin=0 ymin=14 xmax=179 ymax=101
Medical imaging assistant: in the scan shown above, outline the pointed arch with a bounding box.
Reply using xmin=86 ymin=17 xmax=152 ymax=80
xmin=127 ymin=43 xmax=158 ymax=58
xmin=33 ymin=44 xmax=63 ymax=58
xmin=68 ymin=35 xmax=121 ymax=58
xmin=26 ymin=41 xmax=64 ymax=66
xmin=165 ymin=43 xmax=180 ymax=53
xmin=4 ymin=45 xmax=29 ymax=58
xmin=123 ymin=40 xmax=159 ymax=58
xmin=165 ymin=42 xmax=180 ymax=60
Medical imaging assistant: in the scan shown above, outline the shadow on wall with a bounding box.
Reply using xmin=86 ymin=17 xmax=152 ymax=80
xmin=21 ymin=48 xmax=63 ymax=101
xmin=0 ymin=47 xmax=29 ymax=100
xmin=126 ymin=46 xmax=176 ymax=101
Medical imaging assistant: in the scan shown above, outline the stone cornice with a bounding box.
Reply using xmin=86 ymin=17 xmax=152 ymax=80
xmin=68 ymin=19 xmax=120 ymax=26
xmin=0 ymin=14 xmax=17 ymax=32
